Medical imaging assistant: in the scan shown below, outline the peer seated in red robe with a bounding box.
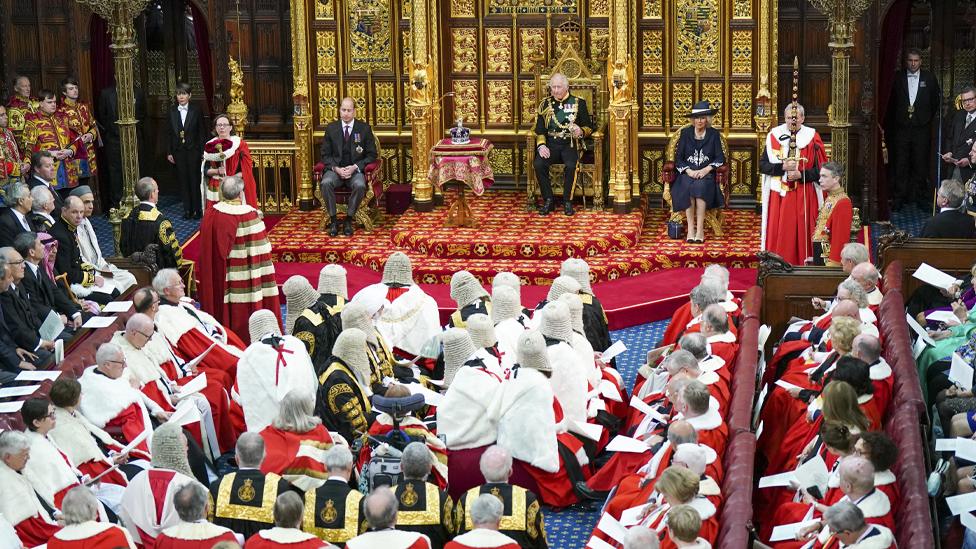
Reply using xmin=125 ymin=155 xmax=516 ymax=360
xmin=851 ymin=334 xmax=893 ymax=419
xmin=851 ymin=262 xmax=884 ymax=308
xmin=819 ymin=501 xmax=895 ymax=549
xmin=259 ymin=389 xmax=335 ymax=492
xmin=664 ymin=503 xmax=714 ymax=549
xmin=660 ymin=265 xmax=741 ymax=347
xmin=345 ymin=486 xmax=432 ymax=549
xmin=155 ymin=481 xmax=242 ymax=548
xmin=445 ymin=494 xmax=520 ymax=549
xmin=0 ymin=430 xmax=60 ymax=547
xmin=48 ymin=486 xmax=137 ymax=549
xmin=244 ymin=491 xmax=331 ymax=549
xmin=660 ymin=280 xmax=726 ymax=347
xmin=781 ymin=281 xmax=879 ymax=351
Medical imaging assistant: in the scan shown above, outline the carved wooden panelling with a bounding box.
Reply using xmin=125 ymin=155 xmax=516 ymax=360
xmin=486 ymin=80 xmax=513 ymax=124
xmin=451 ymin=28 xmax=478 ymax=73
xmin=485 ymin=28 xmax=513 ymax=73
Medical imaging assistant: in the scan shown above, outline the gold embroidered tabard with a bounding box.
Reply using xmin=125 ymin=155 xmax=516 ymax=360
xmin=213 ymin=472 xmax=281 ymax=524
xmin=812 ymin=189 xmax=848 ymax=245
xmin=302 ymin=486 xmax=364 ymax=543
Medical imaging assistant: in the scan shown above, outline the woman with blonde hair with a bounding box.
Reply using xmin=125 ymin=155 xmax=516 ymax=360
xmin=258 ymin=389 xmax=335 ymax=491
xmin=633 ymin=466 xmax=718 ymax=549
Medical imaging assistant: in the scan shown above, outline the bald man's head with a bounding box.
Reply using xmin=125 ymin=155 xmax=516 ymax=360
xmin=852 ymin=334 xmax=881 ymax=364
xmin=851 ymin=263 xmax=879 ymax=292
xmin=667 ymin=420 xmax=698 ymax=445
xmin=839 ymin=455 xmax=875 ymax=497
xmin=62 ymin=195 xmax=84 ymax=226
xmin=832 ymin=299 xmax=860 ymax=320
xmin=479 ymin=445 xmax=513 ymax=482
xmin=124 ymin=313 xmax=155 ymax=349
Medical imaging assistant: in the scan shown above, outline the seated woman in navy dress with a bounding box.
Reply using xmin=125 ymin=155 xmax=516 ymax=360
xmin=673 ymin=101 xmax=725 ymax=243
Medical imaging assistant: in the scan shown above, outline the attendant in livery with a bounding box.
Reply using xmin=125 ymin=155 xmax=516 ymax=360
xmin=167 ymin=82 xmax=207 ymax=220
xmin=301 ymin=446 xmax=366 ymax=547
xmin=245 ymin=492 xmax=330 ymax=549
xmin=120 ymin=177 xmax=186 ymax=268
xmin=759 ymin=103 xmax=828 ymax=266
xmin=48 ymin=487 xmax=137 ymax=549
xmin=156 ymin=482 xmax=242 ymax=548
xmin=320 ymin=97 xmax=377 ymax=237
xmin=672 ymin=101 xmax=725 ymax=243
xmin=0 ymin=105 xmax=29 ymax=185
xmin=346 ymin=487 xmax=432 ymax=549
xmin=391 ymin=442 xmax=459 ymax=546
xmin=811 ymin=162 xmax=853 ymax=267
xmin=885 ymin=48 xmax=941 ymax=211
xmin=209 ymin=433 xmax=294 ymax=540
xmin=943 ymin=86 xmax=976 ymax=183
xmin=202 ymin=114 xmax=257 ymax=212
xmin=448 ymin=270 xmax=491 ymax=328
xmin=458 ymin=446 xmax=548 ymax=548
xmin=6 ymin=75 xmax=37 ymax=147
xmin=316 ymin=328 xmax=374 ymax=444
xmin=56 ymin=78 xmax=98 ymax=186
xmin=198 ymin=175 xmax=280 ymax=341
xmin=21 ymin=89 xmax=79 ymax=190
xmin=0 ymin=431 xmax=60 ymax=547
xmin=291 ymin=265 xmax=347 ymax=371
xmin=446 ymin=494 xmax=520 ymax=549
xmin=532 ymin=72 xmax=594 ymax=216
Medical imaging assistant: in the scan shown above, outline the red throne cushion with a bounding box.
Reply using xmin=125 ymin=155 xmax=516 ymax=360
xmin=661 ymin=161 xmax=731 ymax=207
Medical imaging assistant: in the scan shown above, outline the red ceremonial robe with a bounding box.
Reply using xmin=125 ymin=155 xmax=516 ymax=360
xmin=445 ymin=529 xmax=521 ymax=549
xmin=49 ymin=521 xmax=136 ymax=549
xmin=245 ymin=527 xmax=331 ymax=549
xmin=259 ymin=425 xmax=333 ymax=490
xmin=0 ymin=460 xmax=60 ymax=547
xmin=767 ymin=489 xmax=893 ymax=549
xmin=155 ymin=521 xmax=239 ymax=549
xmin=202 ymin=136 xmax=257 ymax=211
xmin=346 ymin=530 xmax=431 ymax=548
xmin=197 ymin=201 xmax=280 ymax=342
xmin=155 ymin=300 xmax=246 ymax=382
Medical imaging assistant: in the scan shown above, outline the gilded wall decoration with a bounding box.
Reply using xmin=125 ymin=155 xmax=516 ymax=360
xmin=345 ymin=82 xmax=367 ymax=110
xmin=701 ymin=82 xmax=723 ymax=126
xmin=486 ymin=29 xmax=513 ymax=73
xmin=730 ymin=150 xmax=753 ymax=194
xmin=316 ymin=31 xmax=337 ymax=75
xmin=451 ymin=0 xmax=475 ymax=17
xmin=643 ymin=0 xmax=662 ymax=18
xmin=381 ymin=148 xmax=399 ymax=183
xmin=673 ymin=0 xmax=721 ymax=73
xmin=452 ymin=80 xmax=480 ymax=124
xmin=519 ymin=28 xmax=546 ymax=73
xmin=521 ymin=80 xmax=538 ymax=125
xmin=555 ymin=21 xmax=582 ymax=54
xmin=642 ymin=30 xmax=664 ymax=75
xmin=590 ymin=29 xmax=611 ymax=66
xmin=486 ymin=81 xmax=513 ymax=124
xmin=452 ymin=29 xmax=478 ymax=73
xmin=641 ymin=149 xmax=665 ymax=192
xmin=374 ymin=82 xmax=396 ymax=125
xmin=347 ymin=0 xmax=393 ymax=71
xmin=315 ymin=0 xmax=334 ymax=19
xmin=402 ymin=0 xmax=411 ymax=19
xmin=487 ymin=0 xmax=578 ymax=15
xmin=731 ymin=83 xmax=753 ymax=128
xmin=401 ymin=31 xmax=411 ymax=73
xmin=731 ymin=30 xmax=752 ymax=75
xmin=317 ymin=82 xmax=338 ymax=126
xmin=671 ymin=83 xmax=693 ymax=123
xmin=642 ymin=82 xmax=664 ymax=127
xmin=490 ymin=148 xmax=514 ymax=175
xmin=590 ymin=0 xmax=610 ymax=17
xmin=733 ymin=0 xmax=751 ymax=18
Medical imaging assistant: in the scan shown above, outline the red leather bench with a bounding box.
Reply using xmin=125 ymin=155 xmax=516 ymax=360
xmin=715 ymin=430 xmax=756 ymax=548
xmin=884 ymin=403 xmax=935 ymax=548
xmin=728 ymin=287 xmax=761 ymax=434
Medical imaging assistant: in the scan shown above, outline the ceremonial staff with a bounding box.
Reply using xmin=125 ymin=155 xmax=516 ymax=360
xmin=786 ymin=57 xmax=811 ymax=262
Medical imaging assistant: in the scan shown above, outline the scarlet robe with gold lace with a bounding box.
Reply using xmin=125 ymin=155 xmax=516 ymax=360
xmin=21 ymin=110 xmax=79 ymax=189
xmin=57 ymin=97 xmax=98 ymax=177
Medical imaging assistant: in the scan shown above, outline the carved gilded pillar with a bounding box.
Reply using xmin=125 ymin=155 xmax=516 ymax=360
xmin=408 ymin=0 xmax=437 ymax=212
xmin=75 ymin=0 xmax=150 ymax=246
xmin=608 ymin=0 xmax=635 ymax=214
xmin=291 ymin=0 xmax=315 ymax=210
xmin=226 ymin=57 xmax=248 ymax=137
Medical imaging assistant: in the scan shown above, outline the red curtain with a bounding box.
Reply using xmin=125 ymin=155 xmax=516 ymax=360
xmin=189 ymin=1 xmax=214 ymax=115
xmin=89 ymin=15 xmax=115 ymax=98
xmin=875 ymin=0 xmax=913 ymax=221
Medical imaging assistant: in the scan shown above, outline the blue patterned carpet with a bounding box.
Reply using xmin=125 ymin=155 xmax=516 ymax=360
xmin=89 ymin=195 xmax=201 ymax=257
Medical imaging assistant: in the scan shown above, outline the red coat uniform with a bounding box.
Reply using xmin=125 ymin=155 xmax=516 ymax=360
xmin=812 ymin=190 xmax=852 ymax=266
xmin=202 ymin=136 xmax=257 ymax=210
xmin=155 ymin=522 xmax=238 ymax=549
xmin=57 ymin=97 xmax=98 ymax=177
xmin=21 ymin=110 xmax=79 ymax=189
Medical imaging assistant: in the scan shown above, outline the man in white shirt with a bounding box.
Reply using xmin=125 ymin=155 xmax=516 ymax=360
xmin=29 ymin=185 xmax=57 ymax=231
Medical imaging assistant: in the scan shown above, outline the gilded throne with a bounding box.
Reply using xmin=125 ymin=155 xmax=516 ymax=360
xmin=313 ymin=135 xmax=385 ymax=232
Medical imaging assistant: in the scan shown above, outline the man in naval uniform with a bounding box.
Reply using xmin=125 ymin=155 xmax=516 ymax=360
xmin=457 ymin=445 xmax=548 ymax=549
xmin=302 ymin=445 xmax=366 ymax=547
xmin=208 ymin=432 xmax=293 ymax=539
xmin=532 ymin=72 xmax=594 ymax=216
xmin=392 ymin=442 xmax=459 ymax=547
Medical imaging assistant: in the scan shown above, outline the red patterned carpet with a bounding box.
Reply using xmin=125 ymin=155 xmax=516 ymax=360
xmin=266 ymin=191 xmax=760 ymax=284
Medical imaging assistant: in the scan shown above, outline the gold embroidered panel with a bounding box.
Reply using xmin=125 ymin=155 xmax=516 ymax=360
xmin=346 ymin=0 xmax=394 ymax=71
xmin=731 ymin=30 xmax=752 ymax=75
xmin=644 ymin=0 xmax=663 ymax=18
xmin=520 ymin=80 xmax=538 ymax=125
xmin=486 ymin=81 xmax=514 ymax=124
xmin=452 ymin=80 xmax=480 ymax=123
xmin=486 ymin=29 xmax=513 ymax=73
xmin=671 ymin=82 xmax=693 ymax=121
xmin=731 ymin=82 xmax=752 ymax=128
xmin=733 ymin=0 xmax=751 ymax=18
xmin=316 ymin=31 xmax=337 ymax=75
xmin=374 ymin=82 xmax=397 ymax=125
xmin=519 ymin=28 xmax=547 ymax=73
xmin=590 ymin=29 xmax=610 ymax=64
xmin=730 ymin=150 xmax=753 ymax=194
xmin=317 ymin=82 xmax=338 ymax=126
xmin=315 ymin=0 xmax=334 ymax=19
xmin=345 ymin=82 xmax=367 ymax=110
xmin=673 ymin=0 xmax=722 ymax=73
xmin=642 ymin=30 xmax=664 ymax=74
xmin=642 ymin=82 xmax=664 ymax=127
xmin=590 ymin=0 xmax=610 ymax=17
xmin=486 ymin=0 xmax=579 ymax=15
xmin=701 ymin=82 xmax=723 ymax=126
xmin=489 ymin=148 xmax=515 ymax=175
xmin=452 ymin=28 xmax=478 ymax=73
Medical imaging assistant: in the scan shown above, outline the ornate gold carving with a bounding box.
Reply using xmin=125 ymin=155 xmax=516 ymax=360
xmin=701 ymin=82 xmax=723 ymax=126
xmin=590 ymin=29 xmax=611 ymax=65
xmin=486 ymin=29 xmax=513 ymax=73
xmin=318 ymin=83 xmax=339 ymax=126
xmin=731 ymin=150 xmax=753 ymax=194
xmin=555 ymin=20 xmax=582 ymax=55
xmin=486 ymin=81 xmax=513 ymax=124
xmin=519 ymin=28 xmax=546 ymax=73
xmin=226 ymin=57 xmax=248 ymax=136
xmin=345 ymin=82 xmax=367 ymax=111
xmin=347 ymin=0 xmax=393 ymax=71
xmin=316 ymin=0 xmax=334 ymax=19
xmin=489 ymin=148 xmax=514 ymax=175
xmin=671 ymin=83 xmax=693 ymax=125
xmin=731 ymin=30 xmax=752 ymax=75
xmin=290 ymin=0 xmax=314 ymax=208
xmin=402 ymin=0 xmax=411 ymax=19
xmin=641 ymin=82 xmax=663 ymax=127
xmin=452 ymin=80 xmax=479 ymax=123
xmin=316 ymin=31 xmax=338 ymax=75
xmin=487 ymin=0 xmax=579 ymax=15
xmin=642 ymin=30 xmax=664 ymax=75
xmin=590 ymin=0 xmax=610 ymax=17
xmin=402 ymin=31 xmax=412 ymax=73
xmin=642 ymin=149 xmax=665 ymax=193
xmin=451 ymin=0 xmax=475 ymax=17
xmin=452 ymin=29 xmax=478 ymax=72
xmin=673 ymin=0 xmax=722 ymax=73
xmin=644 ymin=0 xmax=662 ymax=18
xmin=374 ymin=82 xmax=396 ymax=125
xmin=733 ymin=0 xmax=751 ymax=18
xmin=731 ymin=82 xmax=753 ymax=128
xmin=521 ymin=80 xmax=537 ymax=125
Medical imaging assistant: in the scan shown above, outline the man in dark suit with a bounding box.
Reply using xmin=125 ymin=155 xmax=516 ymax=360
xmin=942 ymin=86 xmax=976 ymax=184
xmin=319 ymin=97 xmax=377 ymax=237
xmin=0 ymin=183 xmax=35 ymax=248
xmin=13 ymin=231 xmax=83 ymax=330
xmin=0 ymin=261 xmax=49 ymax=383
xmin=922 ymin=178 xmax=976 ymax=238
xmin=0 ymin=247 xmax=58 ymax=355
xmin=166 ymin=82 xmax=206 ymax=219
xmin=886 ymin=48 xmax=941 ymax=210
xmin=26 ymin=151 xmax=63 ymax=210
xmin=97 ymin=83 xmax=148 ymax=208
